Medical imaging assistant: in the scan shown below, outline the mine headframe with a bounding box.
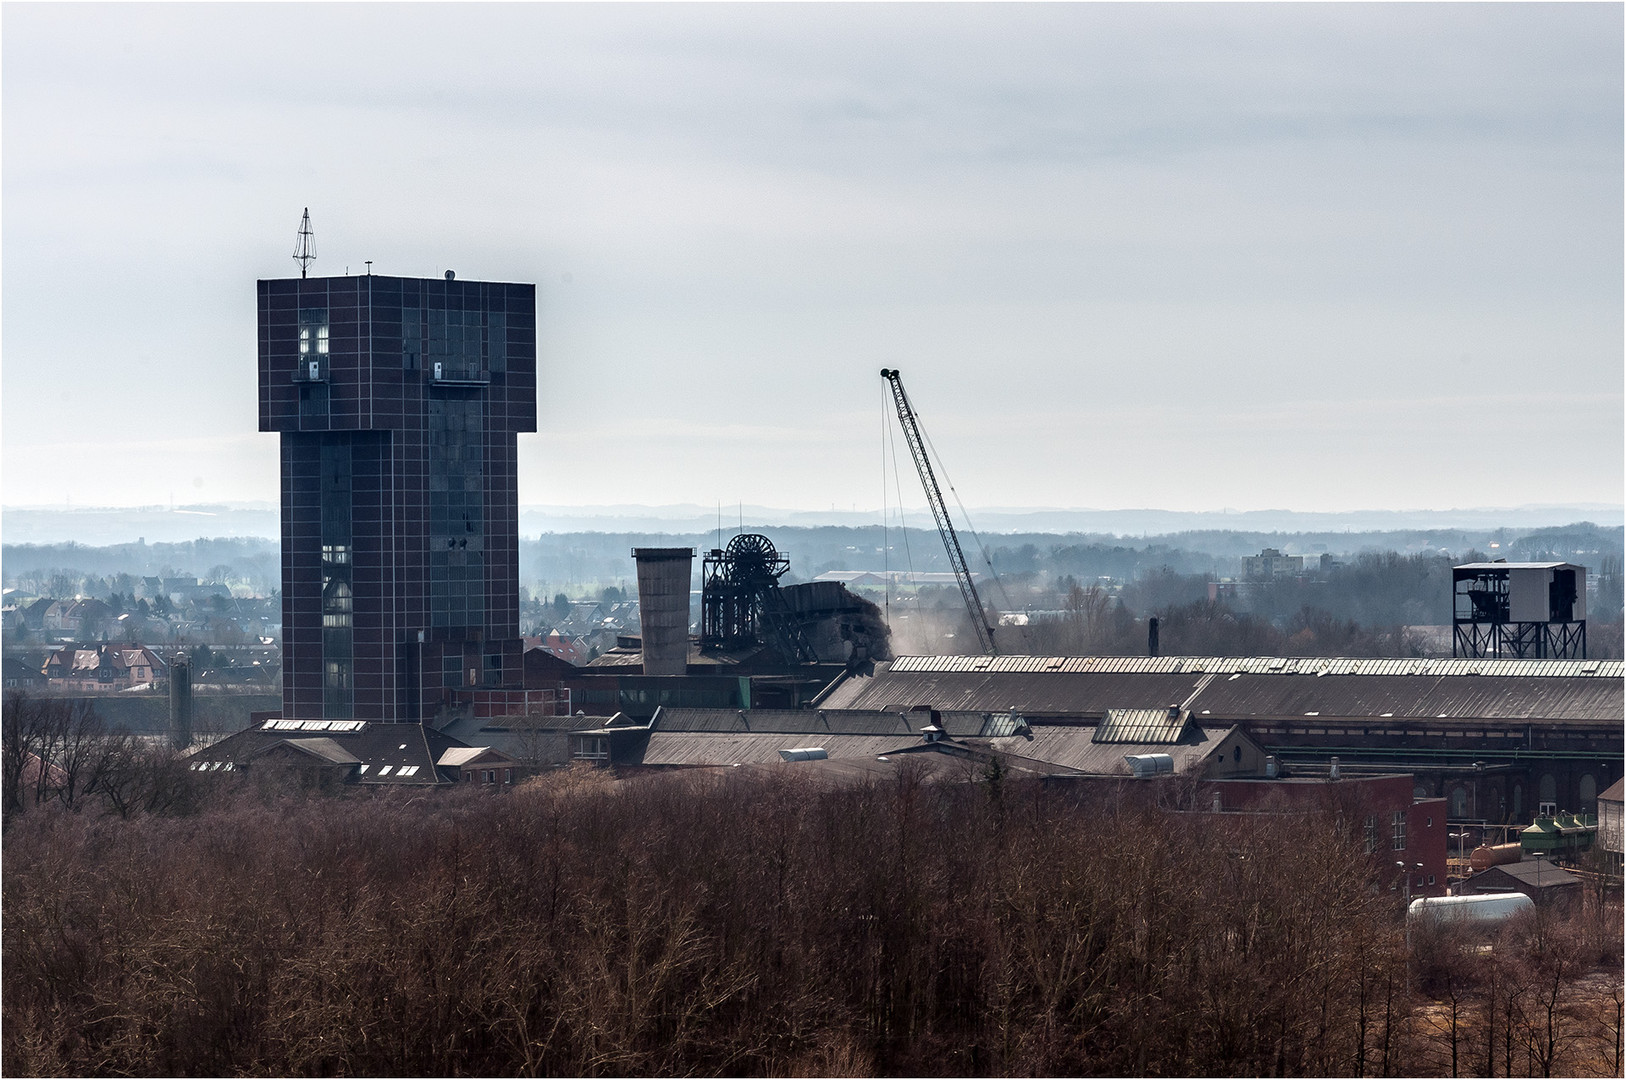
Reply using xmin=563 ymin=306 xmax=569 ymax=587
xmin=700 ymin=533 xmax=819 ymax=663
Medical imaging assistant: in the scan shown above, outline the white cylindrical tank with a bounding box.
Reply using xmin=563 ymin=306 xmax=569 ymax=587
xmin=1408 ymin=892 xmax=1533 ymax=925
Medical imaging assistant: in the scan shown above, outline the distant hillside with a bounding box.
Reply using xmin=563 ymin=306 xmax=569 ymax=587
xmin=6 ymin=501 xmax=1619 ymax=546
xmin=6 ymin=521 xmax=1620 ymax=599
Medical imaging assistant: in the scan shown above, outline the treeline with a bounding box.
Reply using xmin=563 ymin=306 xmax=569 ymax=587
xmin=2 ymin=694 xmax=209 ymax=822
xmin=976 ymin=550 xmax=1624 ymax=659
xmin=4 ymin=765 xmax=1621 ymax=1076
xmin=1002 ymin=589 xmax=1425 ymax=659
xmin=2 ymin=538 xmax=281 ymax=595
xmin=9 ymin=524 xmax=1621 ymax=614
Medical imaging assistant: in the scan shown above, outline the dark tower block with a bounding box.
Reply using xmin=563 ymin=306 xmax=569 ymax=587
xmin=259 ymin=274 xmax=537 ymax=722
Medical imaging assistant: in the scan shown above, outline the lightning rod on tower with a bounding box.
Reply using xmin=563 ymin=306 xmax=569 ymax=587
xmin=293 ymin=208 xmax=316 ymax=278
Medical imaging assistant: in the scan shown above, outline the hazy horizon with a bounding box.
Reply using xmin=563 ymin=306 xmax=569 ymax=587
xmin=5 ymin=499 xmax=1621 ymax=548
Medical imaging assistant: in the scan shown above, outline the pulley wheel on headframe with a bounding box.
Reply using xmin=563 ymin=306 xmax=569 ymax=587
xmin=725 ymin=533 xmax=789 ymax=583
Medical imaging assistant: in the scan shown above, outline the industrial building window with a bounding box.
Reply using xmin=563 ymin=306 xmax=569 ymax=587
xmin=574 ymin=736 xmax=609 ymax=762
xmin=322 ymin=580 xmax=353 ymax=628
xmin=402 ymin=300 xmax=422 ymax=370
xmin=1391 ymin=811 xmax=1407 ymax=851
xmin=320 ymin=437 xmax=353 ymax=718
xmin=428 ymin=395 xmax=485 ymax=630
xmin=297 ymin=307 xmax=331 ymax=388
xmin=1364 ymin=815 xmax=1378 ymax=854
xmin=487 ymin=311 xmax=506 ymax=373
xmin=325 ymin=660 xmax=351 ymax=695
xmin=298 ymin=308 xmax=330 ymax=370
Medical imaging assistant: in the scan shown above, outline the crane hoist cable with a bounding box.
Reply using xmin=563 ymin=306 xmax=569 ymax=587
xmin=880 ymin=367 xmax=997 ymax=655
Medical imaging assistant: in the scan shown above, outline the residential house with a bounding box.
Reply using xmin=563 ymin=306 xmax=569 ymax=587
xmin=43 ymin=598 xmax=113 ymax=638
xmin=3 ymin=657 xmax=49 ymax=690
xmin=436 ymin=746 xmax=527 ymax=786
xmin=42 ymin=644 xmax=168 ymax=691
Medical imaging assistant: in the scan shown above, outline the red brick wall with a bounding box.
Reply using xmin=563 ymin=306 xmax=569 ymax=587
xmin=1203 ymin=774 xmax=1448 ymax=897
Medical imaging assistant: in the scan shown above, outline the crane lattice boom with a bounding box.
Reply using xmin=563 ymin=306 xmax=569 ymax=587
xmin=881 ymin=368 xmax=996 ymax=655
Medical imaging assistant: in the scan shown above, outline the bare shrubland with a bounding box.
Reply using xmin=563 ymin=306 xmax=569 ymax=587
xmin=3 ymin=767 xmax=1620 ymax=1077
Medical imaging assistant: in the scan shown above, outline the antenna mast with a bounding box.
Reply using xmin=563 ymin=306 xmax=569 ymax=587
xmin=293 ymin=208 xmax=316 ymax=278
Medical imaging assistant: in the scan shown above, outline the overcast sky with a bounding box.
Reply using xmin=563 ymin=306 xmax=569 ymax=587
xmin=4 ymin=3 xmax=1621 ymax=517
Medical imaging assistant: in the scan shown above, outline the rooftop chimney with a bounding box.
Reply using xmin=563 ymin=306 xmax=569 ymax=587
xmin=1148 ymin=616 xmax=1160 ymax=657
xmin=632 ymin=548 xmax=695 ymax=676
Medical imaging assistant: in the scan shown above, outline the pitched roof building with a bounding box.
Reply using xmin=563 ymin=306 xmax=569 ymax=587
xmin=42 ymin=644 xmax=168 ymax=691
xmin=187 ymin=717 xmax=523 ymax=787
xmin=809 ymin=655 xmax=1622 ymax=825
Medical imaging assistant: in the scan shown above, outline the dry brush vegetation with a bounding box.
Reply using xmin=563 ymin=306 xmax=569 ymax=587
xmin=3 ymin=757 xmax=1621 ymax=1077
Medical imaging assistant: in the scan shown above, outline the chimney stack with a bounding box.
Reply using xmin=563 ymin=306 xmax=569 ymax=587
xmin=1148 ymin=616 xmax=1160 ymax=657
xmin=632 ymin=548 xmax=695 ymax=676
xmin=169 ymin=652 xmax=193 ymax=750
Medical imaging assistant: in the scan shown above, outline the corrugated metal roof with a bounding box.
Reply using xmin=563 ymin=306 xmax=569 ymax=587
xmin=821 ymin=657 xmax=1624 ymax=724
xmin=1194 ymin=674 xmax=1621 ymax=723
xmin=1095 ymin=707 xmax=1189 ymax=744
xmin=817 ymin=668 xmax=1210 ymax=716
xmin=650 ymin=707 xmax=997 ymax=738
xmin=640 ymin=732 xmax=920 ymax=766
xmin=989 ymin=724 xmax=1237 ymax=776
xmin=886 ymin=655 xmax=1624 ymax=678
xmin=693 ymin=753 xmax=981 ymax=786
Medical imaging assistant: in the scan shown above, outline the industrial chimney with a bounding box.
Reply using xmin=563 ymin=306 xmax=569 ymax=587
xmin=169 ymin=652 xmax=193 ymax=750
xmin=1147 ymin=616 xmax=1160 ymax=657
xmin=632 ymin=548 xmax=695 ymax=676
